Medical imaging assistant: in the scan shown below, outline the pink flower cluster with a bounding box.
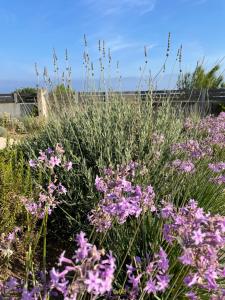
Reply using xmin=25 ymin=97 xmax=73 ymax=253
xmin=208 ymin=162 xmax=225 ymax=185
xmin=29 ymin=143 xmax=72 ymax=171
xmin=190 ymin=112 xmax=225 ymax=149
xmin=23 ymin=144 xmax=72 ymax=218
xmin=162 ymin=199 xmax=225 ymax=298
xmin=21 ymin=192 xmax=60 ymax=219
xmin=171 ymin=159 xmax=195 ymax=173
xmin=0 ymin=227 xmax=21 ymax=259
xmin=171 ymin=113 xmax=225 ymax=177
xmin=171 ymin=139 xmax=212 ymax=160
xmin=124 ymin=248 xmax=170 ymax=299
xmin=209 ymin=162 xmax=225 ymax=173
xmin=0 ymin=277 xmax=43 ymax=300
xmin=50 ymin=231 xmax=116 ymax=299
xmin=0 ymin=232 xmax=116 ymax=299
xmin=89 ymin=162 xmax=156 ymax=232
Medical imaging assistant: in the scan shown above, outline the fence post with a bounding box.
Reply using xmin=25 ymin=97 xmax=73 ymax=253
xmin=37 ymin=88 xmax=48 ymax=118
xmin=13 ymin=93 xmax=18 ymax=103
xmin=200 ymin=89 xmax=207 ymax=115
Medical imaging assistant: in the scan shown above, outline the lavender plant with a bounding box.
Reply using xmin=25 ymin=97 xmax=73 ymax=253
xmin=2 ymin=74 xmax=225 ymax=300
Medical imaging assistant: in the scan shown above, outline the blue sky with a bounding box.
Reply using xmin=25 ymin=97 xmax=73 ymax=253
xmin=0 ymin=0 xmax=225 ymax=91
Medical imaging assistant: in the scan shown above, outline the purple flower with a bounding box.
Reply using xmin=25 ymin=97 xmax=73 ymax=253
xmin=90 ymin=163 xmax=156 ymax=231
xmin=120 ymin=178 xmax=132 ymax=192
xmin=38 ymin=151 xmax=47 ymax=162
xmin=50 ymin=231 xmax=116 ymax=298
xmin=128 ymin=274 xmax=142 ymax=289
xmin=179 ymin=248 xmax=193 ymax=265
xmin=74 ymin=231 xmax=91 ymax=261
xmin=204 ymin=268 xmax=218 ymax=290
xmin=58 ymin=251 xmax=73 ymax=266
xmin=192 ymin=228 xmax=205 ymax=245
xmin=209 ymin=162 xmax=225 ymax=173
xmin=49 ymin=156 xmax=61 ymax=168
xmin=5 ymin=277 xmax=18 ymax=290
xmin=184 ymin=274 xmax=199 ymax=287
xmin=171 ymin=159 xmax=195 ymax=173
xmin=57 ymin=183 xmax=67 ymax=195
xmin=163 ymin=224 xmax=174 ymax=243
xmin=156 ymin=247 xmax=169 ymax=272
xmin=84 ymin=271 xmax=102 ymax=294
xmin=156 ymin=274 xmax=170 ymax=291
xmin=48 ymin=182 xmax=57 ymax=194
xmin=185 ymin=291 xmax=199 ymax=300
xmin=144 ymin=279 xmax=157 ymax=294
xmin=95 ymin=176 xmax=107 ymax=193
xmin=29 ymin=159 xmax=37 ymax=168
xmin=161 ymin=199 xmax=225 ymax=293
xmin=64 ymin=161 xmax=73 ymax=171
xmin=126 ymin=264 xmax=136 ymax=275
xmin=50 ymin=268 xmax=69 ymax=295
xmin=161 ymin=202 xmax=174 ymax=219
xmin=47 ymin=147 xmax=54 ymax=154
xmin=211 ymin=175 xmax=225 ymax=185
xmin=171 ymin=139 xmax=212 ymax=159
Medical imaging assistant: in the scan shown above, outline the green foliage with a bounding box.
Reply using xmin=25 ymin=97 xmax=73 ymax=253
xmin=48 ymin=84 xmax=77 ymax=113
xmin=0 ymin=126 xmax=7 ymax=137
xmin=20 ymin=116 xmax=45 ymax=134
xmin=2 ymin=95 xmax=225 ymax=295
xmin=0 ymin=113 xmax=11 ymax=128
xmin=220 ymin=104 xmax=225 ymax=112
xmin=0 ymin=149 xmax=33 ymax=234
xmin=14 ymin=87 xmax=37 ymax=95
xmin=177 ymin=63 xmax=225 ymax=90
xmin=17 ymin=98 xmax=224 ymax=242
xmin=50 ymin=84 xmax=75 ymax=100
xmin=0 ymin=114 xmax=44 ymax=135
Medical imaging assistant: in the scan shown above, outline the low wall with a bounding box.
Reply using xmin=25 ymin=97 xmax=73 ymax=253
xmin=0 ymin=103 xmax=21 ymax=117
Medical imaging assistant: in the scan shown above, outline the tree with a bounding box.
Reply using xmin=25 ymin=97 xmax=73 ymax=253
xmin=14 ymin=87 xmax=37 ymax=95
xmin=177 ymin=63 xmax=225 ymax=90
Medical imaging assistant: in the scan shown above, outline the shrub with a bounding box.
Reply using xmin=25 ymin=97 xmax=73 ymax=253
xmin=2 ymin=98 xmax=225 ymax=298
xmin=20 ymin=116 xmax=45 ymax=133
xmin=0 ymin=126 xmax=7 ymax=137
xmin=0 ymin=149 xmax=32 ymax=234
xmin=17 ymin=98 xmax=225 ymax=242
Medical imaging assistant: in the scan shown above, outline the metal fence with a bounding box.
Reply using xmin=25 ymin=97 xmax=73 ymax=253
xmin=1 ymin=89 xmax=225 ymax=117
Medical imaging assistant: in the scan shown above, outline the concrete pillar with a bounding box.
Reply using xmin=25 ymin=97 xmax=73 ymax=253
xmin=200 ymin=88 xmax=207 ymax=116
xmin=37 ymin=89 xmax=48 ymax=118
xmin=13 ymin=93 xmax=18 ymax=103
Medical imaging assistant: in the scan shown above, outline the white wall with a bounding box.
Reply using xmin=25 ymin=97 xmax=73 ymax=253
xmin=0 ymin=103 xmax=21 ymax=117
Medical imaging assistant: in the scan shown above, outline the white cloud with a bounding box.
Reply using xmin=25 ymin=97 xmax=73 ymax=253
xmin=106 ymin=36 xmax=137 ymax=52
xmin=103 ymin=36 xmax=157 ymax=53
